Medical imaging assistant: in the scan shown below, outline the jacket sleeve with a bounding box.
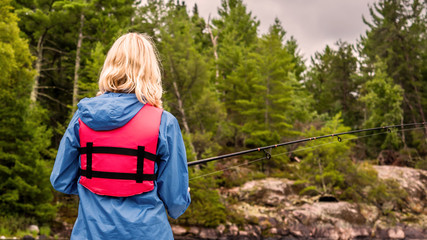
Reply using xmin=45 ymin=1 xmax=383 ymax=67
xmin=50 ymin=110 xmax=81 ymax=195
xmin=156 ymin=111 xmax=191 ymax=219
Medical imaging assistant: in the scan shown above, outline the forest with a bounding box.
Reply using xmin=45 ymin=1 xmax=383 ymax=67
xmin=0 ymin=0 xmax=426 ymax=237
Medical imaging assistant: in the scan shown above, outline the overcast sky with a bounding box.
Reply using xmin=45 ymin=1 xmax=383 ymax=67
xmin=184 ymin=0 xmax=378 ymax=62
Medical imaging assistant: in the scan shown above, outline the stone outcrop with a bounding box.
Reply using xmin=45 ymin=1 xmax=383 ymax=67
xmin=173 ymin=166 xmax=427 ymax=239
xmin=374 ymin=165 xmax=427 ymax=209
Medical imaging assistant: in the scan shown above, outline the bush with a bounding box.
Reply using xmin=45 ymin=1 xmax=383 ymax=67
xmin=172 ymin=162 xmax=227 ymax=227
xmin=0 ymin=215 xmax=35 ymax=236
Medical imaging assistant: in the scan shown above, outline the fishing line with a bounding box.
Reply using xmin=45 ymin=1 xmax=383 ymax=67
xmin=190 ymin=138 xmax=349 ymax=181
xmin=189 ymin=156 xmax=267 ymax=181
xmin=189 ymin=126 xmax=424 ymax=181
xmin=270 ymin=126 xmax=425 ymax=158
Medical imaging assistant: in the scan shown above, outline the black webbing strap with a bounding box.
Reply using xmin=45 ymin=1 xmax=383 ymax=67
xmin=78 ymin=143 xmax=159 ymax=182
xmin=78 ymin=146 xmax=159 ymax=163
xmin=136 ymin=146 xmax=145 ymax=183
xmin=86 ymin=142 xmax=93 ymax=179
xmin=80 ymin=170 xmax=157 ymax=181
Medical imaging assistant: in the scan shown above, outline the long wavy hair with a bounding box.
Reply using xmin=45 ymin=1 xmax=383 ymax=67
xmin=98 ymin=33 xmax=163 ymax=108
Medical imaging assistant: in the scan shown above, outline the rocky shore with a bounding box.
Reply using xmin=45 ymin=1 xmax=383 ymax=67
xmin=5 ymin=166 xmax=424 ymax=239
xmin=172 ymin=166 xmax=427 ymax=239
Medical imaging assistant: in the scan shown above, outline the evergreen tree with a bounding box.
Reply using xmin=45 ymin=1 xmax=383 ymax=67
xmin=306 ymin=41 xmax=360 ymax=127
xmin=12 ymin=0 xmax=63 ymax=103
xmin=236 ymin=19 xmax=308 ymax=147
xmin=285 ymin=35 xmax=306 ymax=81
xmin=0 ymin=0 xmax=55 ymax=223
xmin=52 ymin=0 xmax=136 ymax=111
xmin=360 ymin=60 xmax=403 ymax=151
xmin=213 ymin=0 xmax=260 ymax=148
xmin=296 ymin=114 xmax=356 ymax=197
xmin=156 ymin=1 xmax=224 ymax=160
xmin=360 ymin=0 xmax=427 ymax=135
xmin=13 ymin=0 xmax=137 ymax=144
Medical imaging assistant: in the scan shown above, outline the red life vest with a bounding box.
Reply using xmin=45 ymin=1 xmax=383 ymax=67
xmin=78 ymin=104 xmax=163 ymax=197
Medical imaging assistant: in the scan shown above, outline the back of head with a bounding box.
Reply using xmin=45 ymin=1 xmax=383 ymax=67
xmin=98 ymin=33 xmax=163 ymax=108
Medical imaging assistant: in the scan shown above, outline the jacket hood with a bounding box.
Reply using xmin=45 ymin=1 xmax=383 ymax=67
xmin=77 ymin=92 xmax=144 ymax=131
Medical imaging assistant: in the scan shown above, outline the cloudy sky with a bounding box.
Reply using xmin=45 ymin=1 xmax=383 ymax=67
xmin=184 ymin=0 xmax=378 ymax=62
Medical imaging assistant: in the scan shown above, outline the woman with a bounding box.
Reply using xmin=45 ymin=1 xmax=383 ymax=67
xmin=51 ymin=33 xmax=191 ymax=239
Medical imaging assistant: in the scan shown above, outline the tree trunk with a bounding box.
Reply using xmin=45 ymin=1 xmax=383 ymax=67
xmin=73 ymin=13 xmax=84 ymax=112
xmin=206 ymin=16 xmax=219 ymax=81
xmin=173 ymin=81 xmax=190 ymax=134
xmin=400 ymin=116 xmax=413 ymax=160
xmin=31 ymin=32 xmax=47 ymax=102
xmin=403 ymin=93 xmax=418 ymax=124
xmin=265 ymin=76 xmax=270 ymax=128
xmin=172 ymin=80 xmax=197 ymax=160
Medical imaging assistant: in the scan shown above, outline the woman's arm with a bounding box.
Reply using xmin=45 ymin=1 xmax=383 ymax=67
xmin=50 ymin=110 xmax=81 ymax=195
xmin=156 ymin=111 xmax=191 ymax=219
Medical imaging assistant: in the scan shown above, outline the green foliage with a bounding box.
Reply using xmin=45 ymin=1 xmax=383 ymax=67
xmin=306 ymin=41 xmax=361 ymax=127
xmin=359 ymin=59 xmax=403 ymax=150
xmin=80 ymin=41 xmax=105 ymax=98
xmin=236 ymin=19 xmax=302 ymax=147
xmin=219 ymin=166 xmax=266 ymax=188
xmin=213 ymin=0 xmax=260 ymax=147
xmin=173 ymin=163 xmax=227 ymax=227
xmin=296 ymin=113 xmax=356 ymax=196
xmin=415 ymin=158 xmax=427 ymax=170
xmin=140 ymin=1 xmax=227 ymax=160
xmin=0 ymin=0 xmax=55 ymax=224
xmin=39 ymin=225 xmax=51 ymax=236
xmin=360 ymin=0 xmax=427 ymax=143
xmin=0 ymin=215 xmax=35 ymax=236
xmin=296 ymin=115 xmax=409 ymax=213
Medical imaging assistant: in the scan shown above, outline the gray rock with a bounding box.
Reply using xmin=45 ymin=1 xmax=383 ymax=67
xmin=28 ymin=225 xmax=39 ymax=234
xmin=388 ymin=227 xmax=405 ymax=239
xmin=348 ymin=227 xmax=371 ymax=238
xmin=216 ymin=224 xmax=225 ymax=235
xmin=291 ymin=202 xmax=366 ymax=227
xmin=229 ymin=224 xmax=239 ymax=236
xmin=219 ymin=168 xmax=427 ymax=239
xmin=269 ymin=227 xmax=278 ymax=235
xmin=171 ymin=225 xmax=187 ymax=236
xmin=188 ymin=226 xmax=200 ymax=235
xmin=38 ymin=235 xmax=49 ymax=240
xmin=404 ymin=227 xmax=426 ymax=239
xmin=199 ymin=228 xmax=217 ymax=239
xmin=22 ymin=236 xmax=35 ymax=240
xmin=374 ymin=166 xmax=427 ymax=206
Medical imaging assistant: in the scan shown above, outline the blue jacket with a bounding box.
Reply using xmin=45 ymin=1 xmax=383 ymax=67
xmin=50 ymin=92 xmax=191 ymax=239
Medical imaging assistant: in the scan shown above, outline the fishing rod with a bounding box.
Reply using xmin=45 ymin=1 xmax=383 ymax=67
xmin=187 ymin=122 xmax=426 ymax=167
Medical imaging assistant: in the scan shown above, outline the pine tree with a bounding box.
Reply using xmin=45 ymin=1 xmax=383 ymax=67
xmin=12 ymin=0 xmax=62 ymax=103
xmin=212 ymin=0 xmax=260 ymax=148
xmin=306 ymin=41 xmax=360 ymax=127
xmin=360 ymin=60 xmax=403 ymax=150
xmin=147 ymin=1 xmax=225 ymax=160
xmin=0 ymin=0 xmax=55 ymax=223
xmin=52 ymin=0 xmax=136 ymax=111
xmin=360 ymin=0 xmax=427 ymax=135
xmin=296 ymin=114 xmax=356 ymax=197
xmin=236 ymin=19 xmax=306 ymax=147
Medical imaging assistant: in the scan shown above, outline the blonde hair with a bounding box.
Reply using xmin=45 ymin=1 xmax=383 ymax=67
xmin=98 ymin=33 xmax=163 ymax=108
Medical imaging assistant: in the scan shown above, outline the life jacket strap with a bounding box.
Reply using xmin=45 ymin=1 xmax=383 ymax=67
xmin=78 ymin=146 xmax=160 ymax=163
xmin=79 ymin=169 xmax=157 ymax=181
xmin=78 ymin=143 xmax=160 ymax=182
